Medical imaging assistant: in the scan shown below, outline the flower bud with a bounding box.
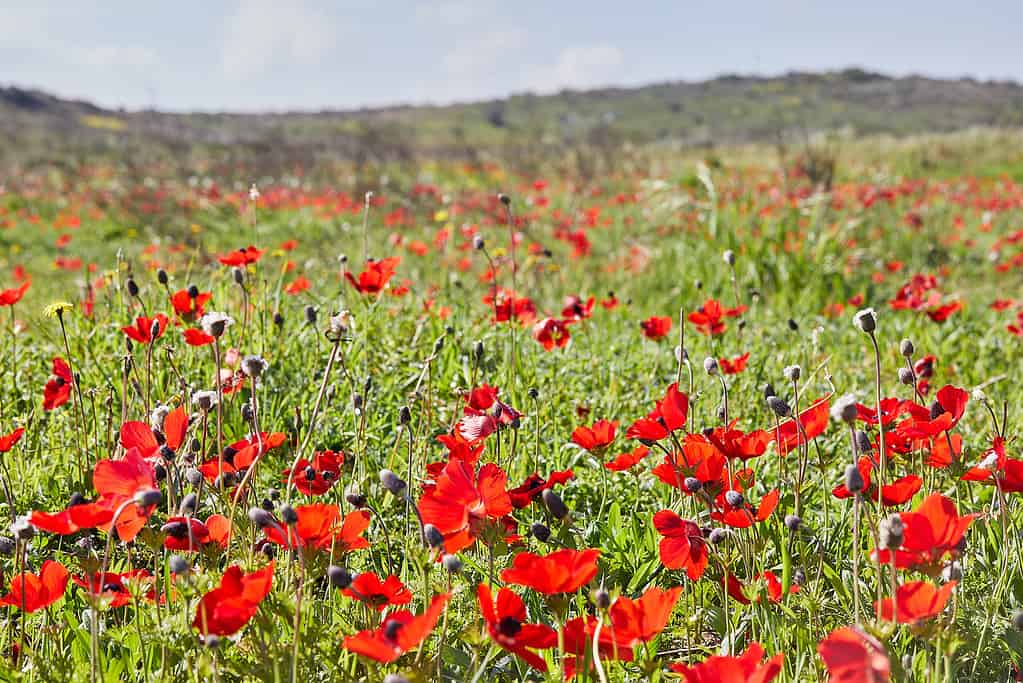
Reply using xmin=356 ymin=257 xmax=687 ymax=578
xmin=530 ymin=522 xmax=551 ymax=542
xmin=169 ymin=555 xmax=190 ymax=575
xmin=853 ymin=430 xmax=872 ymax=455
xmin=248 ymin=507 xmax=274 ymax=529
xmin=592 ymin=587 xmax=611 ymax=609
xmin=724 ymin=490 xmax=744 ymax=507
xmin=853 ymin=308 xmax=877 ymax=333
xmin=11 ymin=517 xmax=34 ymax=541
xmin=784 ymin=514 xmax=802 ymax=532
xmin=379 ymin=469 xmax=407 ymax=495
xmin=241 ymin=355 xmax=268 ymax=379
xmin=783 ymin=365 xmax=801 ymax=381
xmin=542 ymin=489 xmax=569 ymax=520
xmin=232 ymin=267 xmax=245 ymax=286
xmin=844 ymin=464 xmax=865 ymax=494
xmin=442 ymin=554 xmax=463 ymax=573
xmin=879 ymin=513 xmax=904 ymax=549
xmin=684 ymin=477 xmax=702 ymax=493
xmin=178 ymin=493 xmax=198 ymax=516
xmin=900 ymin=338 xmax=915 ymax=357
xmin=830 ymin=394 xmax=858 ymax=424
xmin=722 ymin=250 xmax=735 ymax=266
xmin=134 ymin=489 xmax=162 ymax=507
xmin=423 ymin=524 xmax=445 ymax=549
xmin=126 ymin=278 xmax=139 ymax=297
xmin=279 ymin=504 xmax=299 ymax=525
xmin=709 ymin=528 xmax=728 ymax=545
xmin=898 ymin=367 xmax=915 ymax=386
xmin=767 ymin=396 xmax=791 ymax=418
xmin=398 ymin=406 xmax=411 ymax=425
xmin=327 ymin=565 xmax=353 ymax=589
xmin=158 ymin=270 xmax=169 ymax=285
xmin=472 ymin=235 xmax=485 ymax=250
xmin=703 ymin=357 xmax=718 ymax=375
xmin=346 ymin=492 xmax=367 ymax=508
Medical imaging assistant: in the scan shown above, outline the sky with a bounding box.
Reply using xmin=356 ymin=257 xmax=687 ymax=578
xmin=3 ymin=1 xmax=1022 ymax=113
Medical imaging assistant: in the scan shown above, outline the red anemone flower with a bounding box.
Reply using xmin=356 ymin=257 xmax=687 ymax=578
xmin=626 ymin=382 xmax=689 ymax=441
xmin=571 ymin=419 xmax=617 ymax=454
xmin=419 ymin=459 xmax=512 ymax=553
xmin=653 ymin=510 xmax=708 ymax=580
xmin=283 ymin=450 xmax=344 ymax=496
xmin=507 ymin=470 xmax=574 ymax=509
xmin=894 ymin=385 xmax=969 ymax=439
xmin=72 ymin=570 xmax=154 ymax=608
xmin=670 ymin=642 xmax=783 ymax=682
xmin=871 ymin=493 xmax=977 ymax=570
xmin=875 ymin=581 xmax=955 ymax=624
xmin=501 ymin=548 xmax=600 ymax=595
xmin=640 ymin=315 xmax=672 ymax=340
xmin=265 ymin=505 xmax=370 ymax=553
xmin=531 ymin=317 xmax=571 ymax=350
xmin=688 ymin=299 xmax=745 ymax=337
xmin=43 ymin=357 xmax=73 ymax=410
xmin=772 ymin=395 xmax=831 ymax=455
xmin=605 ymin=445 xmax=649 ymax=472
xmin=217 ymin=246 xmax=264 ymax=266
xmin=719 ymin=352 xmax=751 ymax=374
xmin=120 ymin=406 xmax=188 ymax=462
xmin=0 ymin=282 xmax=29 ymax=306
xmin=478 ymin=583 xmax=558 ymax=671
xmin=341 ymin=572 xmax=413 ymax=611
xmin=832 ymin=457 xmax=922 ymax=506
xmin=0 ymin=427 xmax=25 ymax=453
xmin=193 ymin=563 xmax=274 ymax=636
xmin=121 ymin=314 xmax=169 ymax=344
xmin=284 ymin=276 xmax=311 ymax=295
xmin=93 ymin=447 xmax=161 ymax=541
xmin=712 ymin=488 xmax=780 ymax=529
xmin=608 ymin=585 xmax=683 ymax=647
xmin=818 ymin=626 xmax=891 ymax=683
xmin=183 ymin=328 xmax=215 ymax=346
xmin=345 ymin=256 xmax=400 ymax=294
xmin=0 ymin=560 xmax=69 ymax=612
xmin=962 ymin=437 xmax=1023 ymax=493
xmin=162 ymin=515 xmax=231 ymax=551
xmin=169 ymin=288 xmax=212 ymax=321
xmin=342 ymin=594 xmax=449 ymax=662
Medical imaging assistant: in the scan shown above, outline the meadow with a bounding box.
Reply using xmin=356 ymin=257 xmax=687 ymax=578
xmin=0 ymin=131 xmax=1022 ymax=681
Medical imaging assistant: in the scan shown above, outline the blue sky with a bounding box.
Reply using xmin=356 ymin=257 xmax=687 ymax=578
xmin=3 ymin=1 xmax=1022 ymax=112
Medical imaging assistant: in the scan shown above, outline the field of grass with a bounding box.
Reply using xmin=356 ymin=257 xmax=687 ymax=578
xmin=1 ymin=134 xmax=1023 ymax=681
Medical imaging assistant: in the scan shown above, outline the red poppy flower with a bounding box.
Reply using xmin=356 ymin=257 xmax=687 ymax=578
xmin=894 ymin=385 xmax=969 ymax=439
xmin=531 ymin=317 xmax=571 ymax=350
xmin=121 ymin=314 xmax=169 ymax=344
xmin=832 ymin=457 xmax=922 ymax=506
xmin=501 ymin=548 xmax=600 ymax=594
xmin=754 ymin=571 xmax=798 ymax=604
xmin=855 ymin=398 xmax=909 ymax=426
xmin=0 ymin=281 xmax=29 ymax=306
xmin=962 ymin=437 xmax=1023 ymax=493
xmin=561 ymin=295 xmax=595 ymax=320
xmin=162 ymin=514 xmax=231 ymax=551
xmin=688 ymin=299 xmax=745 ymax=337
xmin=456 ymin=399 xmax=522 ymax=442
xmin=478 ymin=584 xmax=558 ymax=671
xmin=872 ymin=493 xmax=977 ymax=570
xmin=43 ymin=357 xmax=73 ymax=410
xmin=507 ymin=470 xmax=574 ymax=509
xmin=605 ymin=445 xmax=649 ymax=472
xmin=651 ymin=439 xmax=728 ymax=495
xmin=0 ymin=561 xmax=69 ymax=613
xmin=640 ymin=315 xmax=672 ymax=339
xmin=169 ymin=288 xmax=212 ymax=321
xmin=818 ymin=627 xmax=890 ymax=683
xmin=719 ymin=352 xmax=751 ymax=374
xmin=345 ymin=256 xmax=400 ymax=294
xmin=193 ymin=563 xmax=274 ymax=636
xmin=217 ymin=246 xmax=264 ymax=266
xmin=571 ymin=419 xmax=617 ymax=453
xmin=626 ymin=382 xmax=689 ymax=441
xmin=265 ymin=505 xmax=370 ymax=553
xmin=653 ymin=510 xmax=708 ymax=580
xmin=712 ymin=488 xmax=780 ymax=529
xmin=608 ymin=585 xmax=683 ymax=646
xmin=120 ymin=406 xmax=188 ymax=462
xmin=283 ymin=450 xmax=344 ymax=495
xmin=0 ymin=427 xmax=24 ymax=453
xmin=875 ymin=581 xmax=955 ymax=624
xmin=487 ymin=289 xmax=537 ymax=324
xmin=342 ymin=593 xmax=449 ymax=662
xmin=419 ymin=459 xmax=512 ymax=552
xmin=561 ymin=615 xmax=635 ymax=679
xmin=704 ymin=421 xmax=773 ymax=461
xmin=72 ymin=570 xmax=154 ymax=607
xmin=183 ymin=328 xmax=215 ymax=346
xmin=341 ymin=572 xmax=413 ymax=611
xmin=284 ymin=276 xmax=310 ymax=295
xmin=92 ymin=447 xmax=161 ymax=541
xmin=772 ymin=395 xmax=830 ymax=455
xmin=670 ymin=642 xmax=783 ymax=682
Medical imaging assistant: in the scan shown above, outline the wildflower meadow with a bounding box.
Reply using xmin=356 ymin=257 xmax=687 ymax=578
xmin=1 ymin=142 xmax=1023 ymax=682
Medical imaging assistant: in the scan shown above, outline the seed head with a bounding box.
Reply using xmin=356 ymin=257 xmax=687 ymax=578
xmin=879 ymin=513 xmax=904 ymax=549
xmin=247 ymin=507 xmax=274 ymax=529
xmin=724 ymin=490 xmax=744 ymax=507
xmin=241 ymin=355 xmax=268 ymax=379
xmin=844 ymin=464 xmax=865 ymax=494
xmin=424 ymin=524 xmax=445 ymax=549
xmin=767 ymin=395 xmax=791 ymax=418
xmin=530 ymin=522 xmax=551 ymax=542
xmin=200 ymin=312 xmax=234 ymax=338
xmin=442 ymin=554 xmax=463 ymax=573
xmin=472 ymin=235 xmax=485 ymax=251
xmin=169 ymin=555 xmax=190 ymax=575
xmin=279 ymin=504 xmax=298 ymax=525
xmin=853 ymin=308 xmax=877 ymax=333
xmin=783 ymin=365 xmax=801 ymax=381
xmin=830 ymin=394 xmax=858 ymax=424
xmin=592 ymin=587 xmax=611 ymax=609
xmin=784 ymin=514 xmax=802 ymax=532
xmin=709 ymin=528 xmax=729 ymax=545
xmin=722 ymin=250 xmax=736 ymax=266
xmin=158 ymin=269 xmax=169 ymax=285
xmin=684 ymin=477 xmax=702 ymax=493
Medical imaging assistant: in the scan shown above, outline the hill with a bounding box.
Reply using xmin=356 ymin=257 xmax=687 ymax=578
xmin=3 ymin=68 xmax=1023 ymax=171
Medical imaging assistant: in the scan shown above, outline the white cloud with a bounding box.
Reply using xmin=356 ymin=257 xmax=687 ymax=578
xmin=523 ymin=44 xmax=625 ymax=94
xmin=220 ymin=0 xmax=333 ymax=80
xmin=420 ymin=27 xmax=527 ymax=102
